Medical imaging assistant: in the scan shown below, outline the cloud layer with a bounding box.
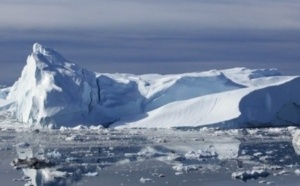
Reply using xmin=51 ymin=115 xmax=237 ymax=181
xmin=0 ymin=0 xmax=299 ymax=85
xmin=0 ymin=0 xmax=300 ymax=31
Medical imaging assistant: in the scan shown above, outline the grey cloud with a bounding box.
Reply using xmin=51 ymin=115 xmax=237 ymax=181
xmin=0 ymin=1 xmax=300 ymax=85
xmin=0 ymin=0 xmax=300 ymax=30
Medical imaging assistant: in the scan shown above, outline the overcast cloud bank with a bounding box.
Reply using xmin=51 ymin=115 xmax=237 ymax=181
xmin=0 ymin=0 xmax=299 ymax=85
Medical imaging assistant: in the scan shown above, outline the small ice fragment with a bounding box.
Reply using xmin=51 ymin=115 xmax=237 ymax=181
xmin=22 ymin=176 xmax=31 ymax=181
xmin=155 ymin=138 xmax=167 ymax=143
xmin=167 ymin=153 xmax=185 ymax=161
xmin=232 ymin=169 xmax=269 ymax=181
xmin=294 ymin=169 xmax=300 ymax=176
xmin=185 ymin=149 xmax=218 ymax=159
xmin=158 ymin=174 xmax=166 ymax=178
xmin=193 ymin=138 xmax=204 ymax=141
xmin=59 ymin=126 xmax=68 ymax=131
xmin=89 ymin=125 xmax=104 ymax=130
xmin=172 ymin=164 xmax=201 ymax=172
xmin=65 ymin=135 xmax=81 ymax=141
xmin=117 ymin=159 xmax=131 ymax=165
xmin=253 ymin=152 xmax=263 ymax=156
xmin=259 ymin=180 xmax=267 ymax=184
xmin=72 ymin=125 xmax=88 ymax=130
xmin=16 ymin=142 xmax=30 ymax=148
xmin=83 ymin=172 xmax=98 ymax=177
xmin=277 ymin=170 xmax=289 ymax=175
xmin=139 ymin=177 xmax=153 ymax=183
xmin=266 ymin=182 xmax=275 ymax=185
xmin=46 ymin=150 xmax=61 ymax=159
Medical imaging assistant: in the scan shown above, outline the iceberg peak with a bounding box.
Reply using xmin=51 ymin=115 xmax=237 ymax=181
xmin=31 ymin=43 xmax=67 ymax=66
xmin=33 ymin=43 xmax=45 ymax=54
xmin=32 ymin=43 xmax=55 ymax=57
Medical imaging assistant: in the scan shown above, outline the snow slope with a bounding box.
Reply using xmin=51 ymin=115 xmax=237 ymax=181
xmin=0 ymin=43 xmax=300 ymax=128
xmin=112 ymin=76 xmax=300 ymax=128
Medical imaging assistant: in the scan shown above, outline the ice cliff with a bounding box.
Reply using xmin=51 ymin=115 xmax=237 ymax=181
xmin=0 ymin=43 xmax=300 ymax=128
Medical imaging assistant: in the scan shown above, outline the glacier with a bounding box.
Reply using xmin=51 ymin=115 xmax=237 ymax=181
xmin=0 ymin=43 xmax=300 ymax=128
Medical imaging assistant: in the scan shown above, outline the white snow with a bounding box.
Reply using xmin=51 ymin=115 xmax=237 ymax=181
xmin=0 ymin=43 xmax=300 ymax=129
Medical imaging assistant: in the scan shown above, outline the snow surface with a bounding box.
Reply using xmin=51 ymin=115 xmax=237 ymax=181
xmin=0 ymin=43 xmax=300 ymax=128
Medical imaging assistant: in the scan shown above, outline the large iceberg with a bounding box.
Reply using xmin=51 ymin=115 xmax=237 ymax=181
xmin=0 ymin=43 xmax=299 ymax=128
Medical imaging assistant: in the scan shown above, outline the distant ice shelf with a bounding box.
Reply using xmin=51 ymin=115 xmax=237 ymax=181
xmin=0 ymin=43 xmax=300 ymax=129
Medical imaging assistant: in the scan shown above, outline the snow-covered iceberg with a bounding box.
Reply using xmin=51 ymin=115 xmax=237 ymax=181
xmin=0 ymin=43 xmax=299 ymax=128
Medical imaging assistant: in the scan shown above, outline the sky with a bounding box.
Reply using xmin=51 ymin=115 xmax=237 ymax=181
xmin=0 ymin=0 xmax=300 ymax=85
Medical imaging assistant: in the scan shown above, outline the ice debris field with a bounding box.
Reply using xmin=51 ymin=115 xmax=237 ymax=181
xmin=0 ymin=126 xmax=300 ymax=186
xmin=1 ymin=126 xmax=300 ymax=186
xmin=0 ymin=43 xmax=299 ymax=129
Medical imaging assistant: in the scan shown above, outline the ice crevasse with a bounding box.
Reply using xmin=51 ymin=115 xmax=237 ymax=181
xmin=0 ymin=43 xmax=299 ymax=129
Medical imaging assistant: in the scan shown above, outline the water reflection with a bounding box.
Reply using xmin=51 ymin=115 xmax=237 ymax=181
xmin=9 ymin=128 xmax=300 ymax=186
xmin=14 ymin=144 xmax=99 ymax=186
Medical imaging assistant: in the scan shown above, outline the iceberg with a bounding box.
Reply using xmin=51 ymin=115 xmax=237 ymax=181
xmin=0 ymin=43 xmax=299 ymax=128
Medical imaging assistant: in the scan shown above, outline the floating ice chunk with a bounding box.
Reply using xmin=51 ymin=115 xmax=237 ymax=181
xmin=124 ymin=153 xmax=136 ymax=157
xmin=232 ymin=169 xmax=269 ymax=181
xmin=72 ymin=125 xmax=88 ymax=130
xmin=154 ymin=138 xmax=167 ymax=143
xmin=139 ymin=177 xmax=153 ymax=183
xmin=83 ymin=172 xmax=98 ymax=177
xmin=65 ymin=135 xmax=81 ymax=141
xmin=117 ymin=159 xmax=131 ymax=165
xmin=253 ymin=165 xmax=283 ymax=171
xmin=253 ymin=152 xmax=263 ymax=156
xmin=295 ymin=169 xmax=300 ymax=176
xmin=16 ymin=142 xmax=30 ymax=148
xmin=185 ymin=149 xmax=218 ymax=159
xmin=198 ymin=149 xmax=218 ymax=158
xmin=172 ymin=164 xmax=201 ymax=172
xmin=11 ymin=157 xmax=54 ymax=169
xmin=46 ymin=150 xmax=61 ymax=159
xmin=137 ymin=146 xmax=164 ymax=158
xmin=89 ymin=125 xmax=105 ymax=130
xmin=65 ymin=157 xmax=79 ymax=162
xmin=277 ymin=170 xmax=289 ymax=175
xmin=184 ymin=151 xmax=200 ymax=159
xmin=59 ymin=126 xmax=69 ymax=131
xmin=46 ymin=170 xmax=67 ymax=178
xmin=158 ymin=174 xmax=165 ymax=178
xmin=166 ymin=153 xmax=186 ymax=162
